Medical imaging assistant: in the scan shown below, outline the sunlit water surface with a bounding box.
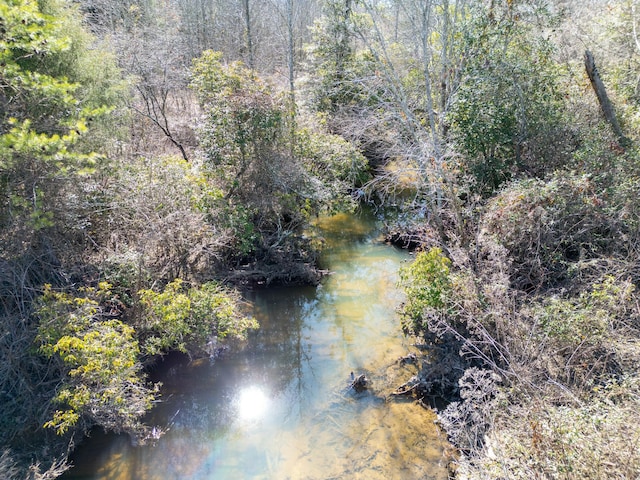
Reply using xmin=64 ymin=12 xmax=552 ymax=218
xmin=63 ymin=212 xmax=450 ymax=480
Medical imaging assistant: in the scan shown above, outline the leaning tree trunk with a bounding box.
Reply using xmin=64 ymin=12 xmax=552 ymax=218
xmin=584 ymin=50 xmax=629 ymax=146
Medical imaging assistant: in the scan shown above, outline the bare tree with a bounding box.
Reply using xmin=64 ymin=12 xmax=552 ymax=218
xmin=117 ymin=20 xmax=194 ymax=160
xmin=336 ymin=0 xmax=471 ymax=246
xmin=266 ymin=0 xmax=322 ymax=89
xmin=287 ymin=0 xmax=295 ymax=94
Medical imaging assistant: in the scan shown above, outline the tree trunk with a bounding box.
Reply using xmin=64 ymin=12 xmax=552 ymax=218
xmin=286 ymin=0 xmax=297 ymax=154
xmin=584 ymin=50 xmax=629 ymax=146
xmin=335 ymin=0 xmax=352 ymax=82
xmin=243 ymin=0 xmax=255 ymax=69
xmin=287 ymin=0 xmax=295 ymax=95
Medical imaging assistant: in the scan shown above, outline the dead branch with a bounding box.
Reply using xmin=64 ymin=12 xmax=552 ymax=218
xmin=584 ymin=50 xmax=629 ymax=147
xmin=390 ymin=375 xmax=421 ymax=396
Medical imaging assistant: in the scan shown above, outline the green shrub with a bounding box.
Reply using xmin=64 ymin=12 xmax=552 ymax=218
xmin=295 ymin=126 xmax=370 ymax=212
xmin=36 ymin=283 xmax=155 ymax=437
xmin=524 ymin=276 xmax=635 ymax=389
xmin=191 ymin=51 xmax=370 ymax=275
xmin=0 ymin=0 xmax=124 ymax=241
xmin=137 ymin=279 xmax=258 ymax=357
xmin=398 ymin=247 xmax=452 ymax=336
xmin=536 ymin=297 xmax=608 ymax=349
xmin=191 ymin=51 xmax=292 ymax=200
xmin=448 ymin=13 xmax=568 ymax=194
xmin=535 ymin=276 xmax=634 ymax=350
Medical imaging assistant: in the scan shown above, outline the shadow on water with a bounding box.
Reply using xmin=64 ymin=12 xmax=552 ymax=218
xmin=63 ymin=210 xmax=451 ymax=480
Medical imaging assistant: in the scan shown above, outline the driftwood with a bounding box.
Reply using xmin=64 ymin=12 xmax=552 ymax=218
xmin=349 ymin=372 xmax=369 ymax=392
xmin=584 ymin=50 xmax=629 ymax=146
xmin=391 ymin=375 xmax=421 ymax=396
xmin=397 ymin=352 xmax=418 ymax=366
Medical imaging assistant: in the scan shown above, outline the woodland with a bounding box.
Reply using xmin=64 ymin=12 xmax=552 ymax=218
xmin=1 ymin=0 xmax=640 ymax=478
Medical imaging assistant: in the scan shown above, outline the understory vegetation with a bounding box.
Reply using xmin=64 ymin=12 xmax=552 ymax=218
xmin=1 ymin=0 xmax=640 ymax=478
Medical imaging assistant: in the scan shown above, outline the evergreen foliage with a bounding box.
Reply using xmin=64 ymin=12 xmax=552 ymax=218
xmin=0 ymin=0 xmax=120 ymax=239
xmin=398 ymin=247 xmax=452 ymax=335
xmin=448 ymin=15 xmax=568 ymax=192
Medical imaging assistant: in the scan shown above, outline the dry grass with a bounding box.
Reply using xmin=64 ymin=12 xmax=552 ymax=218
xmin=440 ymin=315 xmax=640 ymax=479
xmin=455 ymin=377 xmax=640 ymax=479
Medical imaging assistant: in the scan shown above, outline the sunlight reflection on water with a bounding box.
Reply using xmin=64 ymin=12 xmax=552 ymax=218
xmin=236 ymin=386 xmax=270 ymax=422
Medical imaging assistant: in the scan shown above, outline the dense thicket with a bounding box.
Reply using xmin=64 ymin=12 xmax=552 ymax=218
xmin=2 ymin=0 xmax=640 ymax=478
xmin=0 ymin=0 xmax=365 ymax=476
xmin=0 ymin=0 xmax=129 ymax=475
xmin=303 ymin=0 xmax=640 ymax=477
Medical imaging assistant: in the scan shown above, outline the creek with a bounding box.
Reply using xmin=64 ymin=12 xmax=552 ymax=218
xmin=62 ymin=211 xmax=450 ymax=480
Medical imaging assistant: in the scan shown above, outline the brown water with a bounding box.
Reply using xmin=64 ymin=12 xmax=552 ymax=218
xmin=63 ymin=211 xmax=450 ymax=480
